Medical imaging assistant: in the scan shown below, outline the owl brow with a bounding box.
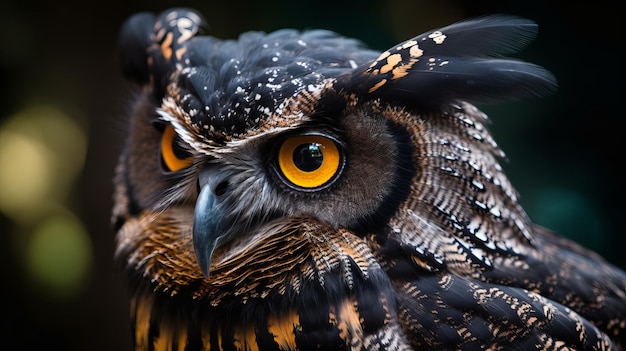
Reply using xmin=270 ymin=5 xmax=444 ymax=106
xmin=278 ymin=124 xmax=346 ymax=146
xmin=155 ymin=108 xmax=225 ymax=155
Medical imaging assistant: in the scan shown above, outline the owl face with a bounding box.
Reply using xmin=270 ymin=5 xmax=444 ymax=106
xmin=114 ymin=9 xmax=557 ymax=292
xmin=121 ymin=92 xmax=408 ymax=279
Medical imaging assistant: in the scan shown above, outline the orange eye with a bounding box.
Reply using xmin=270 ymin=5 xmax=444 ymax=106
xmin=277 ymin=135 xmax=343 ymax=189
xmin=160 ymin=124 xmax=193 ymax=172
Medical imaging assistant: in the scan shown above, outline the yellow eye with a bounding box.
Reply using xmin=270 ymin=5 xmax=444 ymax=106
xmin=160 ymin=124 xmax=193 ymax=172
xmin=277 ymin=135 xmax=343 ymax=189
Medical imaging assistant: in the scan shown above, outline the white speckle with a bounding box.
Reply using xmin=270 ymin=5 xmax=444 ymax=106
xmin=235 ymin=86 xmax=245 ymax=94
xmin=489 ymin=206 xmax=501 ymax=217
xmin=307 ymin=83 xmax=324 ymax=93
xmin=259 ymin=106 xmax=271 ymax=116
xmin=399 ymin=40 xmax=417 ymax=49
xmin=348 ymin=60 xmax=358 ymax=69
xmin=255 ymin=94 xmax=261 ymax=101
xmin=468 ymin=160 xmax=480 ymax=171
xmin=297 ymin=39 xmax=307 ymax=46
xmin=474 ymin=227 xmax=488 ymax=242
xmin=472 ymin=179 xmax=484 ymax=190
xmin=244 ymin=108 xmax=251 ymax=114
xmin=440 ymin=166 xmax=460 ymax=177
xmin=460 ymin=117 xmax=474 ymax=126
xmin=467 ymin=217 xmax=481 ymax=232
xmin=272 ymin=56 xmax=279 ymax=62
xmin=266 ymin=83 xmax=282 ymax=91
xmin=428 ymin=31 xmax=447 ymax=44
xmin=474 ymin=200 xmax=487 ymax=210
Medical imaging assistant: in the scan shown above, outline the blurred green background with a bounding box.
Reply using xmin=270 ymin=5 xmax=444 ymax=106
xmin=0 ymin=1 xmax=623 ymax=350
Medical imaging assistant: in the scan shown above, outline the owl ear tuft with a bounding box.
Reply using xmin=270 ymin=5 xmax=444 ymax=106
xmin=118 ymin=12 xmax=156 ymax=86
xmin=333 ymin=14 xmax=558 ymax=108
xmin=118 ymin=8 xmax=207 ymax=98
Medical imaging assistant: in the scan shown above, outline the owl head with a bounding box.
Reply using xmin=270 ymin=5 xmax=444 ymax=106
xmin=113 ymin=8 xmax=557 ymax=294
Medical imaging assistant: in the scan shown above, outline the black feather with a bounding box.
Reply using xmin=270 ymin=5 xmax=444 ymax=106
xmin=420 ymin=14 xmax=540 ymax=56
xmin=118 ymin=12 xmax=155 ymax=85
xmin=367 ymin=57 xmax=556 ymax=104
xmin=331 ymin=14 xmax=558 ymax=107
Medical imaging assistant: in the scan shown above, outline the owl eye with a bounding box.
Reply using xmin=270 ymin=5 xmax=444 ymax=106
xmin=160 ymin=124 xmax=193 ymax=172
xmin=276 ymin=134 xmax=344 ymax=190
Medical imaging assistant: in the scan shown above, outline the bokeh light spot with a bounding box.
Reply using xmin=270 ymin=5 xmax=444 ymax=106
xmin=0 ymin=105 xmax=87 ymax=222
xmin=25 ymin=212 xmax=93 ymax=299
xmin=0 ymin=130 xmax=52 ymax=218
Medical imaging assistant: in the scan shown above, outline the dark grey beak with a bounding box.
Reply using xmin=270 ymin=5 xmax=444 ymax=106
xmin=192 ymin=169 xmax=227 ymax=277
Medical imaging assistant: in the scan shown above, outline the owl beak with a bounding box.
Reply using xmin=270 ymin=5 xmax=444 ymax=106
xmin=192 ymin=169 xmax=226 ymax=277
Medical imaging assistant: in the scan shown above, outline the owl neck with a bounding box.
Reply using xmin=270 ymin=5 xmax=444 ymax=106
xmin=374 ymin=102 xmax=535 ymax=276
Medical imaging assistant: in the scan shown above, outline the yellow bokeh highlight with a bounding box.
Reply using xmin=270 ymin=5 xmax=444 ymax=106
xmin=0 ymin=105 xmax=92 ymax=299
xmin=0 ymin=105 xmax=87 ymax=222
xmin=25 ymin=210 xmax=93 ymax=299
xmin=0 ymin=131 xmax=52 ymax=217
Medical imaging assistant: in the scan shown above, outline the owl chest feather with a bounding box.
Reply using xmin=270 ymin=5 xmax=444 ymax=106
xmin=117 ymin=212 xmax=412 ymax=350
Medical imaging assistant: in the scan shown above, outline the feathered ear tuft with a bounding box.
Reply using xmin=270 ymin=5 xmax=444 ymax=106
xmin=118 ymin=8 xmax=207 ymax=98
xmin=332 ymin=14 xmax=557 ymax=107
xmin=118 ymin=12 xmax=156 ymax=86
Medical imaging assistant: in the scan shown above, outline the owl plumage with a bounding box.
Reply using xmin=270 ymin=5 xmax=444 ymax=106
xmin=113 ymin=8 xmax=626 ymax=351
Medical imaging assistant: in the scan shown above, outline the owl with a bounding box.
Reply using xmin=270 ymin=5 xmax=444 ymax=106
xmin=113 ymin=8 xmax=626 ymax=351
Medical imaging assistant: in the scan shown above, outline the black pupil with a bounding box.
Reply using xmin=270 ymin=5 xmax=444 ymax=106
xmin=172 ymin=136 xmax=192 ymax=159
xmin=293 ymin=143 xmax=323 ymax=172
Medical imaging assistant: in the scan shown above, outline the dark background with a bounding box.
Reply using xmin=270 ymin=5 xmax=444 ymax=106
xmin=1 ymin=1 xmax=623 ymax=350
